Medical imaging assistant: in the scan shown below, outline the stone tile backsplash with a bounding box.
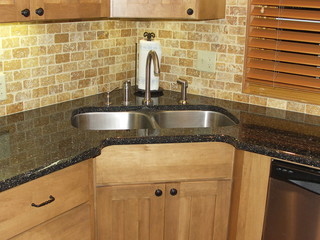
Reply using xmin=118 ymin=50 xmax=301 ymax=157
xmin=0 ymin=0 xmax=320 ymax=116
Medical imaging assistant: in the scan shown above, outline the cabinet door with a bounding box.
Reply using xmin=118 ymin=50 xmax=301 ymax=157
xmin=31 ymin=0 xmax=109 ymax=20
xmin=11 ymin=203 xmax=92 ymax=240
xmin=110 ymin=0 xmax=225 ymax=19
xmin=97 ymin=184 xmax=166 ymax=240
xmin=0 ymin=0 xmax=30 ymax=22
xmin=110 ymin=0 xmax=196 ymax=19
xmin=165 ymin=181 xmax=232 ymax=240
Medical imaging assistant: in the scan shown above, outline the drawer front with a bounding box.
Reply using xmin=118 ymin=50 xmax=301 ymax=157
xmin=96 ymin=142 xmax=235 ymax=185
xmin=0 ymin=160 xmax=91 ymax=239
xmin=10 ymin=203 xmax=92 ymax=240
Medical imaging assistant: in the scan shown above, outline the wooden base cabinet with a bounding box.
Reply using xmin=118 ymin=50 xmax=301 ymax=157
xmin=97 ymin=180 xmax=231 ymax=240
xmin=0 ymin=160 xmax=94 ymax=240
xmin=95 ymin=142 xmax=235 ymax=240
xmin=10 ymin=203 xmax=92 ymax=240
xmin=228 ymin=150 xmax=271 ymax=240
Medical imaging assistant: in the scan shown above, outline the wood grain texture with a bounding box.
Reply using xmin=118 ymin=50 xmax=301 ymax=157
xmin=110 ymin=0 xmax=225 ymax=19
xmin=228 ymin=150 xmax=271 ymax=240
xmin=32 ymin=0 xmax=110 ymax=20
xmin=96 ymin=183 xmax=166 ymax=240
xmin=0 ymin=0 xmax=29 ymax=22
xmin=164 ymin=180 xmax=232 ymax=240
xmin=96 ymin=142 xmax=235 ymax=186
xmin=0 ymin=160 xmax=91 ymax=239
xmin=11 ymin=203 xmax=92 ymax=240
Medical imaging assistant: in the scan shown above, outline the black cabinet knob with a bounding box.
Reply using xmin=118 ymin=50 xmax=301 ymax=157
xmin=21 ymin=9 xmax=30 ymax=17
xmin=35 ymin=8 xmax=44 ymax=16
xmin=170 ymin=188 xmax=178 ymax=196
xmin=187 ymin=8 xmax=194 ymax=15
xmin=155 ymin=189 xmax=163 ymax=197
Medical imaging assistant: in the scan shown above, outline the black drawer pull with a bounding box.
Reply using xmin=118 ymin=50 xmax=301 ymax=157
xmin=170 ymin=188 xmax=178 ymax=196
xmin=155 ymin=189 xmax=163 ymax=197
xmin=21 ymin=9 xmax=30 ymax=17
xmin=35 ymin=8 xmax=44 ymax=16
xmin=31 ymin=195 xmax=55 ymax=207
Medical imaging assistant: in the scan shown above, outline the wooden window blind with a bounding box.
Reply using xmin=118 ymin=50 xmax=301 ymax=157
xmin=243 ymin=0 xmax=320 ymax=104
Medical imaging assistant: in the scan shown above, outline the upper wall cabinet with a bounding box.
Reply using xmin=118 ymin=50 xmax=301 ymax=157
xmin=110 ymin=0 xmax=226 ymax=20
xmin=0 ymin=0 xmax=109 ymax=22
xmin=0 ymin=0 xmax=29 ymax=22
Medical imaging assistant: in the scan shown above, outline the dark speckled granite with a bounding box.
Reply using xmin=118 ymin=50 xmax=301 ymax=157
xmin=0 ymin=88 xmax=320 ymax=192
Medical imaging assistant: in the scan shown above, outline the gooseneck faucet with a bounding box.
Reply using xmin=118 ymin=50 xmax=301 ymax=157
xmin=143 ymin=50 xmax=160 ymax=105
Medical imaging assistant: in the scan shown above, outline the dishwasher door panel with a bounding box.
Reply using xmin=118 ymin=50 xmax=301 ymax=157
xmin=263 ymin=178 xmax=320 ymax=240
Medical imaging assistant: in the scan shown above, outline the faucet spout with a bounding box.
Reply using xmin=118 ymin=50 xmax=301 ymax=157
xmin=143 ymin=50 xmax=160 ymax=105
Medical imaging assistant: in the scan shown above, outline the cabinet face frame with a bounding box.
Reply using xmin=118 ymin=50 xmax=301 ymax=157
xmin=228 ymin=150 xmax=271 ymax=240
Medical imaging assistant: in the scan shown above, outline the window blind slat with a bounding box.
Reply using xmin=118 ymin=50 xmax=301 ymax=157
xmin=247 ymin=69 xmax=320 ymax=88
xmin=250 ymin=29 xmax=320 ymax=44
xmin=248 ymin=38 xmax=320 ymax=55
xmin=252 ymin=0 xmax=320 ymax=8
xmin=248 ymin=49 xmax=320 ymax=66
xmin=251 ymin=18 xmax=320 ymax=32
xmin=248 ymin=59 xmax=320 ymax=77
xmin=252 ymin=7 xmax=320 ymax=21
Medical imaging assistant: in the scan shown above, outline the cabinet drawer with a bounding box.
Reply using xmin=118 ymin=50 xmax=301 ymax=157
xmin=0 ymin=160 xmax=90 ymax=239
xmin=10 ymin=203 xmax=92 ymax=240
xmin=96 ymin=142 xmax=235 ymax=185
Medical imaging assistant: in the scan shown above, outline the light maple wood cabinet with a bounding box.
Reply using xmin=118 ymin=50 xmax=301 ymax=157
xmin=228 ymin=150 xmax=272 ymax=240
xmin=0 ymin=160 xmax=94 ymax=240
xmin=0 ymin=0 xmax=109 ymax=22
xmin=110 ymin=0 xmax=226 ymax=20
xmin=95 ymin=142 xmax=234 ymax=240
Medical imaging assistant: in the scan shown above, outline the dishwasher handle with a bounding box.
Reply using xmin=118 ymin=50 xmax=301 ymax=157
xmin=271 ymin=160 xmax=320 ymax=195
xmin=288 ymin=180 xmax=320 ymax=195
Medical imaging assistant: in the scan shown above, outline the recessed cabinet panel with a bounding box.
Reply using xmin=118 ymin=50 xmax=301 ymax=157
xmin=32 ymin=0 xmax=109 ymax=20
xmin=165 ymin=181 xmax=231 ymax=240
xmin=0 ymin=0 xmax=30 ymax=22
xmin=97 ymin=184 xmax=166 ymax=240
xmin=110 ymin=0 xmax=225 ymax=19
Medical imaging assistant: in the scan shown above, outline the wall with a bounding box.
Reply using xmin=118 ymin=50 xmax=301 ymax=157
xmin=0 ymin=0 xmax=320 ymax=117
xmin=136 ymin=0 xmax=320 ymax=116
xmin=0 ymin=20 xmax=137 ymax=116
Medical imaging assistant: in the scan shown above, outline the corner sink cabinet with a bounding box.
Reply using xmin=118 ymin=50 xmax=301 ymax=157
xmin=0 ymin=142 xmax=271 ymax=240
xmin=110 ymin=0 xmax=226 ymax=19
xmin=0 ymin=0 xmax=109 ymax=22
xmin=96 ymin=142 xmax=234 ymax=239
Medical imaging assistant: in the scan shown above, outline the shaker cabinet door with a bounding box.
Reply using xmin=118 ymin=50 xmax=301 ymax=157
xmin=164 ymin=181 xmax=232 ymax=240
xmin=97 ymin=183 xmax=166 ymax=240
xmin=31 ymin=0 xmax=109 ymax=20
xmin=0 ymin=0 xmax=30 ymax=22
xmin=110 ymin=0 xmax=225 ymax=19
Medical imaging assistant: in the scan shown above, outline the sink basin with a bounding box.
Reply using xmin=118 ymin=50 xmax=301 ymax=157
xmin=71 ymin=112 xmax=154 ymax=130
xmin=152 ymin=110 xmax=236 ymax=128
xmin=71 ymin=109 xmax=238 ymax=130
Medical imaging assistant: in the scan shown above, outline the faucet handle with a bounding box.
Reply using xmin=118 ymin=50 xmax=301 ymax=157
xmin=106 ymin=86 xmax=119 ymax=106
xmin=177 ymin=78 xmax=188 ymax=105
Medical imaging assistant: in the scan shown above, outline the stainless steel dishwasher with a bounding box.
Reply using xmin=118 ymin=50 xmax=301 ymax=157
xmin=263 ymin=160 xmax=320 ymax=240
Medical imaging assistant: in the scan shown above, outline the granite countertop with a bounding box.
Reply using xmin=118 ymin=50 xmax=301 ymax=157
xmin=1 ymin=89 xmax=320 ymax=192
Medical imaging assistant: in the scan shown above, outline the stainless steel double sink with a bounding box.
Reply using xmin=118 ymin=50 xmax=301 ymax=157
xmin=71 ymin=108 xmax=238 ymax=130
